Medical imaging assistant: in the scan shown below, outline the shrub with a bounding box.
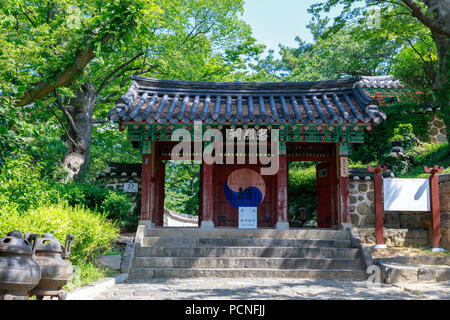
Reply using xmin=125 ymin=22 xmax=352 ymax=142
xmin=0 ymin=203 xmax=119 ymax=265
xmin=101 ymin=192 xmax=135 ymax=231
xmin=288 ymin=165 xmax=317 ymax=218
xmin=0 ymin=157 xmax=61 ymax=212
xmin=389 ymin=123 xmax=417 ymax=151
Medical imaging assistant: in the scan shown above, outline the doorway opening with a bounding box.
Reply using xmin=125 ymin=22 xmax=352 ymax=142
xmin=164 ymin=160 xmax=200 ymax=227
xmin=288 ymin=161 xmax=337 ymax=229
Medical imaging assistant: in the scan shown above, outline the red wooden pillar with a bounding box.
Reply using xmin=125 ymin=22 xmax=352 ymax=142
xmin=368 ymin=165 xmax=388 ymax=248
xmin=154 ymin=157 xmax=166 ymax=227
xmin=275 ymin=154 xmax=289 ymax=229
xmin=140 ymin=142 xmax=154 ymax=222
xmin=338 ymin=147 xmax=350 ymax=227
xmin=198 ymin=163 xmax=203 ymax=227
xmin=201 ymin=163 xmax=214 ymax=229
xmin=424 ymin=166 xmax=444 ymax=251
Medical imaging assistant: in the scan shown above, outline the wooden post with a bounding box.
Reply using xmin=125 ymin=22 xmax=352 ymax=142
xmin=140 ymin=142 xmax=153 ymax=222
xmin=338 ymin=144 xmax=350 ymax=228
xmin=424 ymin=166 xmax=444 ymax=251
xmin=154 ymin=157 xmax=166 ymax=227
xmin=368 ymin=165 xmax=388 ymax=249
xmin=201 ymin=163 xmax=214 ymax=229
xmin=275 ymin=154 xmax=289 ymax=229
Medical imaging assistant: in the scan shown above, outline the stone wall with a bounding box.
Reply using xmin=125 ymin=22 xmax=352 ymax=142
xmin=428 ymin=114 xmax=447 ymax=144
xmin=356 ymin=228 xmax=428 ymax=246
xmin=350 ymin=174 xmax=450 ymax=249
xmin=349 ymin=179 xmax=375 ymax=227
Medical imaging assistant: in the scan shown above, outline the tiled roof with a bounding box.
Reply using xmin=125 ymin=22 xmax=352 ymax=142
xmin=108 ymin=76 xmax=386 ymax=125
xmin=359 ymin=76 xmax=403 ymax=89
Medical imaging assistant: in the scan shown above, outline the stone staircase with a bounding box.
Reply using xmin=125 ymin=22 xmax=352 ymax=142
xmin=129 ymin=228 xmax=368 ymax=280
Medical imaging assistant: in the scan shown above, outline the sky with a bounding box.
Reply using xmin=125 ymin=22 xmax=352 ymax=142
xmin=242 ymin=0 xmax=341 ymax=57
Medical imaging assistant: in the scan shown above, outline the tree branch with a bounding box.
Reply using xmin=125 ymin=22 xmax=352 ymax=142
xmin=47 ymin=104 xmax=77 ymax=147
xmin=16 ymin=34 xmax=112 ymax=108
xmin=54 ymin=91 xmax=81 ymax=138
xmin=398 ymin=0 xmax=450 ymax=37
xmin=96 ymin=53 xmax=144 ymax=93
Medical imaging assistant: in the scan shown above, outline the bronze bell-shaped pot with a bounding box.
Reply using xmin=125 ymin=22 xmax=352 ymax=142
xmin=30 ymin=233 xmax=74 ymax=299
xmin=0 ymin=230 xmax=41 ymax=300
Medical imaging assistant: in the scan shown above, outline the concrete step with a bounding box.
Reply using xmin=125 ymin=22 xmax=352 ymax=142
xmin=144 ymin=228 xmax=350 ymax=241
xmin=142 ymin=237 xmax=352 ymax=248
xmin=134 ymin=256 xmax=363 ymax=269
xmin=129 ymin=267 xmax=367 ymax=280
xmin=135 ymin=246 xmax=361 ymax=259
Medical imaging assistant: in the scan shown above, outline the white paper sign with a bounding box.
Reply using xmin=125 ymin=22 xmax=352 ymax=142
xmin=238 ymin=207 xmax=257 ymax=229
xmin=383 ymin=178 xmax=430 ymax=212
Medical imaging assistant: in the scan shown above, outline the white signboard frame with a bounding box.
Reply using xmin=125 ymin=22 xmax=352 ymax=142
xmin=238 ymin=207 xmax=257 ymax=229
xmin=383 ymin=178 xmax=430 ymax=212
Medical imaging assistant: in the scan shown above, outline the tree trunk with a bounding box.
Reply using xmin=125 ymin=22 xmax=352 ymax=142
xmin=62 ymin=83 xmax=97 ymax=181
xmin=431 ymin=32 xmax=450 ymax=140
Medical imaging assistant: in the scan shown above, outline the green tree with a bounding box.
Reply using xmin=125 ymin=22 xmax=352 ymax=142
xmin=1 ymin=0 xmax=263 ymax=179
xmin=308 ymin=0 xmax=449 ymax=139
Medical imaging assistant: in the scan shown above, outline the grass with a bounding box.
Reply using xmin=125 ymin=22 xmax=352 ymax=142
xmin=64 ymin=262 xmax=109 ymax=291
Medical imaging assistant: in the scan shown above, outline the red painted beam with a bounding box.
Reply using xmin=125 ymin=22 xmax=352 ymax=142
xmin=424 ymin=166 xmax=444 ymax=249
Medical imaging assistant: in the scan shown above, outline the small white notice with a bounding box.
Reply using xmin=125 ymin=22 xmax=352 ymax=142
xmin=383 ymin=178 xmax=430 ymax=212
xmin=238 ymin=207 xmax=257 ymax=229
xmin=123 ymin=180 xmax=139 ymax=193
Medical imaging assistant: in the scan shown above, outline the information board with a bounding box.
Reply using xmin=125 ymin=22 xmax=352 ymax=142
xmin=383 ymin=178 xmax=430 ymax=212
xmin=238 ymin=207 xmax=257 ymax=229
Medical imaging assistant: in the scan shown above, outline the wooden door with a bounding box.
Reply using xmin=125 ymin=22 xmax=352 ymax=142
xmin=316 ymin=162 xmax=333 ymax=228
xmin=213 ymin=164 xmax=276 ymax=228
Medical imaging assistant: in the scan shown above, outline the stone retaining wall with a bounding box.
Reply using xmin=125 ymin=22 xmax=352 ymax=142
xmin=428 ymin=114 xmax=447 ymax=144
xmin=350 ymin=174 xmax=450 ymax=249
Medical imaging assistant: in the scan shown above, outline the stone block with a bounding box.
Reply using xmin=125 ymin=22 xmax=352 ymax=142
xmin=442 ymin=181 xmax=450 ymax=195
xmin=351 ymin=213 xmax=365 ymax=227
xmin=358 ymin=183 xmax=368 ymax=193
xmin=98 ymin=254 xmax=122 ymax=270
xmin=357 ymin=202 xmax=370 ymax=215
xmin=418 ymin=268 xmax=437 ymax=282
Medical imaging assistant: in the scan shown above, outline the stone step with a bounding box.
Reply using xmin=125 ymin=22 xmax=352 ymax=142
xmin=129 ymin=267 xmax=367 ymax=280
xmin=142 ymin=237 xmax=352 ymax=248
xmin=144 ymin=228 xmax=349 ymax=241
xmin=135 ymin=246 xmax=361 ymax=259
xmin=133 ymin=256 xmax=363 ymax=269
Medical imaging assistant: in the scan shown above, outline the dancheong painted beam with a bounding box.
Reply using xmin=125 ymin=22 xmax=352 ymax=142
xmin=122 ymin=123 xmax=373 ymax=144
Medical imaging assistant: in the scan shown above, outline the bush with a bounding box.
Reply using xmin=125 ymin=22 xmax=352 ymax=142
xmin=0 ymin=203 xmax=119 ymax=265
xmin=54 ymin=182 xmax=137 ymax=231
xmin=350 ymin=102 xmax=432 ymax=164
xmin=101 ymin=192 xmax=135 ymax=231
xmin=288 ymin=165 xmax=317 ymax=219
xmin=0 ymin=157 xmax=61 ymax=212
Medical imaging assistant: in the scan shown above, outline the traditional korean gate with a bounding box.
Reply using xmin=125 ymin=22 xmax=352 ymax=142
xmin=213 ymin=164 xmax=277 ymax=228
